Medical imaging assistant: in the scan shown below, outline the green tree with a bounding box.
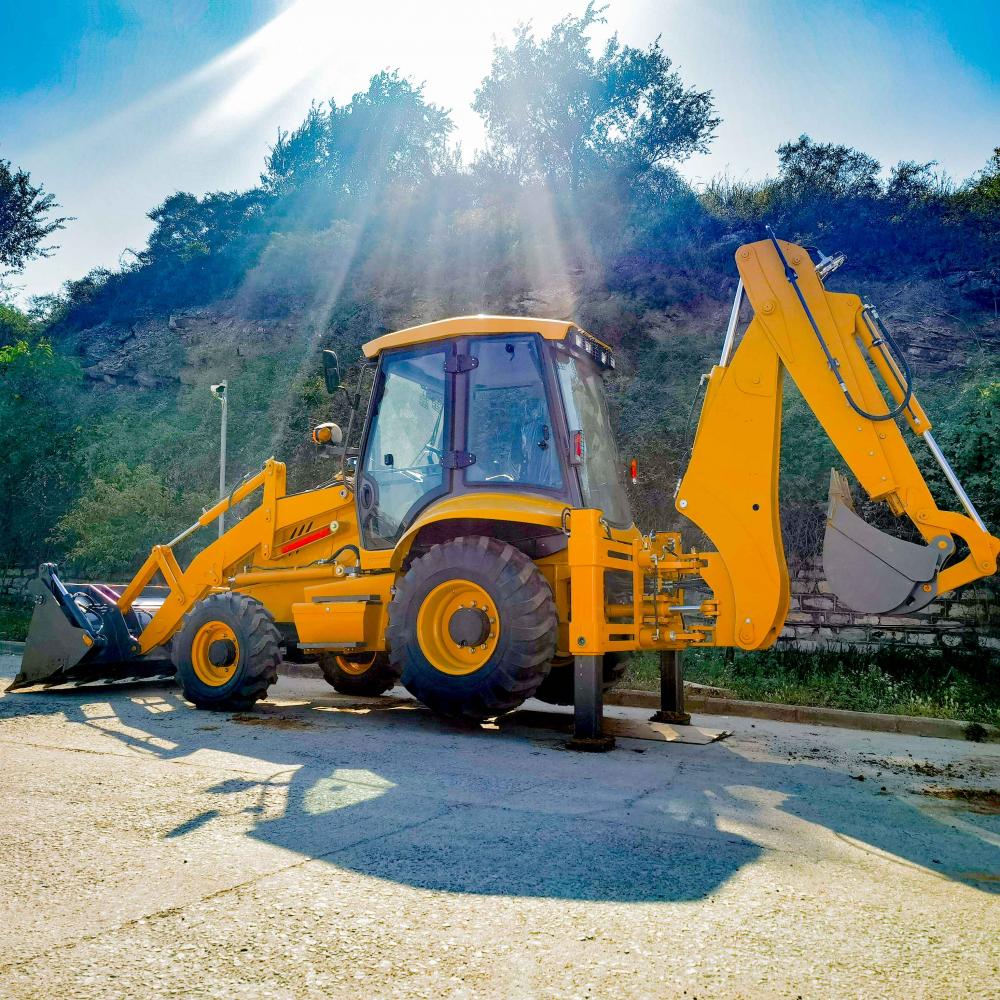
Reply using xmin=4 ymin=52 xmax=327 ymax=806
xmin=776 ymin=135 xmax=882 ymax=199
xmin=0 ymin=154 xmax=69 ymax=275
xmin=473 ymin=3 xmax=718 ymax=190
xmin=52 ymin=464 xmax=187 ymax=578
xmin=0 ymin=336 xmax=80 ymax=574
xmin=262 ymin=71 xmax=454 ymax=200
xmin=929 ymin=365 xmax=1000 ymax=529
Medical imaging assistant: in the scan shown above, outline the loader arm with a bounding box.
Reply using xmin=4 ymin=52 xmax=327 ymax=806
xmin=676 ymin=236 xmax=1000 ymax=650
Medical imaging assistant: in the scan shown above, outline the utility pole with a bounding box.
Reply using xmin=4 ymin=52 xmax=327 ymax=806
xmin=210 ymin=381 xmax=228 ymax=538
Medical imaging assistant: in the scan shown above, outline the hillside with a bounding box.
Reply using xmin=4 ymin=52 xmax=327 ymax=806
xmin=2 ymin=9 xmax=998 ymax=583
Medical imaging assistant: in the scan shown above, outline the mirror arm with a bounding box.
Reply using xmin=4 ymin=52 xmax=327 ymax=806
xmin=337 ymin=363 xmax=372 ymax=482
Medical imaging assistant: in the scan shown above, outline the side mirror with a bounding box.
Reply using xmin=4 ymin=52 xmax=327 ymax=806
xmin=322 ymin=349 xmax=341 ymax=395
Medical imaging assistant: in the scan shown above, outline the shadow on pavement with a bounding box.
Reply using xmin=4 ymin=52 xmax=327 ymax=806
xmin=2 ymin=668 xmax=997 ymax=902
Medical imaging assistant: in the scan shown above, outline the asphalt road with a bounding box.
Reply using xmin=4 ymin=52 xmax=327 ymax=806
xmin=0 ymin=653 xmax=997 ymax=999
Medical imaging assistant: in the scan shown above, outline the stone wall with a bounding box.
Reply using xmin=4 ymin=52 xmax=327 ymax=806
xmin=780 ymin=557 xmax=1000 ymax=653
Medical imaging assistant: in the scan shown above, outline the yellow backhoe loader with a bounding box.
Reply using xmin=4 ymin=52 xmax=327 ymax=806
xmin=11 ymin=233 xmax=999 ymax=747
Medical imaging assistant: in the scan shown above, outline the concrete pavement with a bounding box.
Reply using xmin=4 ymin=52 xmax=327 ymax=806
xmin=0 ymin=654 xmax=997 ymax=998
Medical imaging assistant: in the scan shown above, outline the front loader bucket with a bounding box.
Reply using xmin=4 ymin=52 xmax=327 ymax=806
xmin=822 ymin=471 xmax=952 ymax=615
xmin=7 ymin=565 xmax=174 ymax=692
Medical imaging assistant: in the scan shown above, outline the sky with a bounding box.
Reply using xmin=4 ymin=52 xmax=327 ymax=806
xmin=2 ymin=0 xmax=998 ymax=303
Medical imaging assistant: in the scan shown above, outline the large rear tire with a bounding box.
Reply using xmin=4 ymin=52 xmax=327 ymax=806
xmin=318 ymin=651 xmax=401 ymax=696
xmin=387 ymin=536 xmax=557 ymax=721
xmin=173 ymin=593 xmax=280 ymax=710
xmin=532 ymin=653 xmax=629 ymax=706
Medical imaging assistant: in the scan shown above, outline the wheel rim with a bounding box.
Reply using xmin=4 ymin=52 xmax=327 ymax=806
xmin=416 ymin=579 xmax=500 ymax=676
xmin=191 ymin=621 xmax=240 ymax=686
xmin=336 ymin=653 xmax=377 ymax=676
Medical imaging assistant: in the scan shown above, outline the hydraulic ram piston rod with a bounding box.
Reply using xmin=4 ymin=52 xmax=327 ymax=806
xmin=922 ymin=430 xmax=987 ymax=533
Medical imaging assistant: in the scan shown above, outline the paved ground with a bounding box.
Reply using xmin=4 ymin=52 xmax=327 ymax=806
xmin=0 ymin=653 xmax=997 ymax=999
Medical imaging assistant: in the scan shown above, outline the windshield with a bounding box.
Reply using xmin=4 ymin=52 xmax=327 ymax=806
xmin=555 ymin=350 xmax=633 ymax=527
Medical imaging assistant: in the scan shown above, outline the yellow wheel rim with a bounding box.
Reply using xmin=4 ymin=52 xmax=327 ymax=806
xmin=416 ymin=579 xmax=500 ymax=676
xmin=191 ymin=620 xmax=240 ymax=687
xmin=336 ymin=653 xmax=376 ymax=677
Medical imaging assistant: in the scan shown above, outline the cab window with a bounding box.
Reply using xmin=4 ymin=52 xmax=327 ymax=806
xmin=466 ymin=336 xmax=563 ymax=490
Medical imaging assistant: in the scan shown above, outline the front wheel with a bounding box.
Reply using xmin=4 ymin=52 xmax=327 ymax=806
xmin=387 ymin=536 xmax=557 ymax=721
xmin=318 ymin=651 xmax=401 ymax=696
xmin=173 ymin=593 xmax=281 ymax=709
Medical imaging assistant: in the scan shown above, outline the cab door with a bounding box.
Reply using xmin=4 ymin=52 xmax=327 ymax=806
xmin=357 ymin=347 xmax=450 ymax=549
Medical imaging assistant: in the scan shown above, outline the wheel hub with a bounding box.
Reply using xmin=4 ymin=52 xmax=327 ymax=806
xmin=447 ymin=606 xmax=490 ymax=648
xmin=208 ymin=638 xmax=237 ymax=668
xmin=416 ymin=579 xmax=500 ymax=676
xmin=191 ymin=620 xmax=241 ymax=687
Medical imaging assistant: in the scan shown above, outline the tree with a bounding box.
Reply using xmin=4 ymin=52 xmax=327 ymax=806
xmin=144 ymin=189 xmax=267 ymax=266
xmin=775 ymin=135 xmax=882 ymax=202
xmin=473 ymin=3 xmax=718 ymax=191
xmin=52 ymin=463 xmax=187 ymax=577
xmin=0 ymin=154 xmax=69 ymax=274
xmin=262 ymin=72 xmax=454 ymax=200
xmin=0 ymin=335 xmax=81 ymax=574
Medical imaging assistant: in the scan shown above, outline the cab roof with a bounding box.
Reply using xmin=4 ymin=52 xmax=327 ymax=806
xmin=362 ymin=315 xmax=609 ymax=359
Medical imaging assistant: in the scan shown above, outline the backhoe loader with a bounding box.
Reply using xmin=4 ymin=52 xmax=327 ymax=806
xmin=11 ymin=233 xmax=999 ymax=740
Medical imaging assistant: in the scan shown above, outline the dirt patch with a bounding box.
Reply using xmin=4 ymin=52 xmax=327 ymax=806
xmin=919 ymin=787 xmax=1000 ymax=814
xmin=230 ymin=713 xmax=313 ymax=730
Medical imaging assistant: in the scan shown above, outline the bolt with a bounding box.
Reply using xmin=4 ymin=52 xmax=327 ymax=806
xmin=489 ymin=617 xmax=496 ymax=624
xmin=679 ymin=499 xmax=688 ymax=509
xmin=577 ymin=637 xmax=586 ymax=647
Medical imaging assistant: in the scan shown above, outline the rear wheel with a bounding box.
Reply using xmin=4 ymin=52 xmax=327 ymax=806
xmin=318 ymin=651 xmax=401 ymax=696
xmin=532 ymin=653 xmax=629 ymax=706
xmin=387 ymin=536 xmax=557 ymax=721
xmin=173 ymin=593 xmax=280 ymax=710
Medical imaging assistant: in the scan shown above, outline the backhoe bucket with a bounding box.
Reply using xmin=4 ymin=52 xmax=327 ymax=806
xmin=822 ymin=471 xmax=951 ymax=615
xmin=7 ymin=564 xmax=174 ymax=691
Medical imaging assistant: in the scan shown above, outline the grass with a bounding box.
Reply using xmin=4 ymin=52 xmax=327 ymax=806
xmin=0 ymin=600 xmax=31 ymax=642
xmin=622 ymin=645 xmax=1000 ymax=727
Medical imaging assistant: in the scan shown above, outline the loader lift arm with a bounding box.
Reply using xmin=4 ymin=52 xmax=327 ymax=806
xmin=675 ymin=235 xmax=1000 ymax=650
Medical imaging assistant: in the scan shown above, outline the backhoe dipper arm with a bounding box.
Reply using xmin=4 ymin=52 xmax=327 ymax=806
xmin=675 ymin=237 xmax=999 ymax=650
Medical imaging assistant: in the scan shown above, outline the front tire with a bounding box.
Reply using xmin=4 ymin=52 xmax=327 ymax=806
xmin=318 ymin=652 xmax=401 ymax=696
xmin=173 ymin=593 xmax=280 ymax=710
xmin=387 ymin=536 xmax=557 ymax=721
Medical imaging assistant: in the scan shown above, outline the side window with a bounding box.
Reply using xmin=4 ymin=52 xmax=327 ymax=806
xmin=466 ymin=336 xmax=563 ymax=490
xmin=359 ymin=351 xmax=447 ymax=548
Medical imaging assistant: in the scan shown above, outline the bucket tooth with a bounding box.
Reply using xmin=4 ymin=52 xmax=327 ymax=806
xmin=822 ymin=470 xmax=949 ymax=615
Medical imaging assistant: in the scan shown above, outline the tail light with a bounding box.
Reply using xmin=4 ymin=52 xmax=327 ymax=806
xmin=630 ymin=458 xmax=638 ymax=485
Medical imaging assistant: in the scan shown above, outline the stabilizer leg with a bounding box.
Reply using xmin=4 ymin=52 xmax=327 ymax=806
xmin=566 ymin=654 xmax=615 ymax=752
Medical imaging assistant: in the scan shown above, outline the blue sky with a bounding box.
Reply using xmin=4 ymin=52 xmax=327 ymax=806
xmin=2 ymin=0 xmax=998 ymax=302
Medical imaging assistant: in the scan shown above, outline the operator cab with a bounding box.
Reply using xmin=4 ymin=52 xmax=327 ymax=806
xmin=354 ymin=317 xmax=633 ymax=549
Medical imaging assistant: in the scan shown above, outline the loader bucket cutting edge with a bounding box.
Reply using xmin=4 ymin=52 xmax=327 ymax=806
xmin=7 ymin=567 xmax=174 ymax=692
xmin=821 ymin=471 xmax=951 ymax=615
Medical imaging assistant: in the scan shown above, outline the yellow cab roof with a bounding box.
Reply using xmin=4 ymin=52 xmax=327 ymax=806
xmin=362 ymin=315 xmax=610 ymax=359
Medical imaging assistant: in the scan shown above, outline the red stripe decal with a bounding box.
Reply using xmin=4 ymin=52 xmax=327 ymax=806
xmin=280 ymin=525 xmax=332 ymax=554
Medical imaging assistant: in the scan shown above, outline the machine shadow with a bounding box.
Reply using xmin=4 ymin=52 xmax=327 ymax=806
xmin=2 ymin=674 xmax=997 ymax=902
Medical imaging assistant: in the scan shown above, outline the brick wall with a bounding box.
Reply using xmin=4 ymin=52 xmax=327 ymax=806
xmin=781 ymin=557 xmax=1000 ymax=653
